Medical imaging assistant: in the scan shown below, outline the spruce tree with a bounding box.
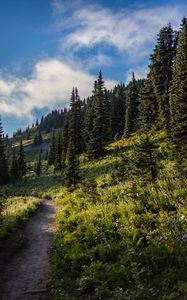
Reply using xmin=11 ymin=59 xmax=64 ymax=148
xmin=62 ymin=115 xmax=69 ymax=163
xmin=140 ymin=75 xmax=158 ymax=132
xmin=124 ymin=73 xmax=139 ymax=137
xmin=55 ymin=130 xmax=63 ymax=171
xmin=74 ymin=88 xmax=83 ymax=154
xmin=10 ymin=146 xmax=18 ymax=181
xmin=64 ymin=140 xmax=79 ymax=188
xmin=48 ymin=131 xmax=56 ymax=165
xmin=170 ymin=17 xmax=187 ymax=156
xmin=87 ymin=71 xmax=109 ymax=158
xmin=83 ymin=97 xmax=95 ymax=155
xmin=0 ymin=118 xmax=9 ymax=184
xmin=17 ymin=139 xmax=26 ymax=179
xmin=151 ymin=24 xmax=176 ymax=131
xmin=131 ymin=136 xmax=158 ymax=183
xmin=110 ymin=84 xmax=125 ymax=138
xmin=67 ymin=88 xmax=83 ymax=156
xmin=35 ymin=153 xmax=42 ymax=176
xmin=33 ymin=130 xmax=42 ymax=146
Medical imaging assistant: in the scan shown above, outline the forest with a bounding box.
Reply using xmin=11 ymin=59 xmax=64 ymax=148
xmin=0 ymin=17 xmax=187 ymax=300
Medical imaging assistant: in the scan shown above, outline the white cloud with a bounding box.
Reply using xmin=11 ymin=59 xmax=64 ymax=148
xmin=125 ymin=66 xmax=149 ymax=84
xmin=56 ymin=3 xmax=184 ymax=59
xmin=0 ymin=59 xmax=116 ymax=118
xmin=51 ymin=0 xmax=83 ymax=15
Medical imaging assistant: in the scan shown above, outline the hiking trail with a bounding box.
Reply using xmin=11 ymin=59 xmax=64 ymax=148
xmin=0 ymin=199 xmax=56 ymax=300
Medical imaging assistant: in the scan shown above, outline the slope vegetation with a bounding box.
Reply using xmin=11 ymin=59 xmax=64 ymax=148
xmin=49 ymin=131 xmax=187 ymax=300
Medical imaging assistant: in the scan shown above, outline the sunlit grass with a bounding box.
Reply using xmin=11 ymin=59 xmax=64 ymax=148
xmin=49 ymin=130 xmax=187 ymax=300
xmin=0 ymin=196 xmax=41 ymax=243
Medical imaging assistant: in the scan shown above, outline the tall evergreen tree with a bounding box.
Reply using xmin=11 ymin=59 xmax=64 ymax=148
xmin=63 ymin=88 xmax=82 ymax=187
xmin=124 ymin=73 xmax=139 ymax=137
xmin=151 ymin=24 xmax=176 ymax=131
xmin=140 ymin=75 xmax=158 ymax=131
xmin=0 ymin=118 xmax=9 ymax=184
xmin=87 ymin=71 xmax=109 ymax=158
xmin=10 ymin=146 xmax=18 ymax=181
xmin=110 ymin=84 xmax=126 ymax=138
xmin=74 ymin=88 xmax=83 ymax=154
xmin=35 ymin=152 xmax=42 ymax=176
xmin=64 ymin=140 xmax=79 ymax=188
xmin=83 ymin=92 xmax=96 ymax=154
xmin=55 ymin=130 xmax=63 ymax=171
xmin=48 ymin=131 xmax=56 ymax=165
xmin=17 ymin=139 xmax=26 ymax=179
xmin=62 ymin=115 xmax=69 ymax=163
xmin=170 ymin=17 xmax=187 ymax=155
xmin=33 ymin=130 xmax=42 ymax=146
xmin=131 ymin=136 xmax=158 ymax=182
xmin=67 ymin=88 xmax=83 ymax=156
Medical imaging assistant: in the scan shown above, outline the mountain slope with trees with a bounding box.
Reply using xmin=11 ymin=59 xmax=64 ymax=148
xmin=0 ymin=17 xmax=187 ymax=300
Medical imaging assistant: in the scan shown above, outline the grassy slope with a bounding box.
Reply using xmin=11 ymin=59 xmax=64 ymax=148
xmin=0 ymin=130 xmax=54 ymax=246
xmin=3 ymin=130 xmax=187 ymax=299
xmin=0 ymin=196 xmax=41 ymax=246
xmin=49 ymin=131 xmax=187 ymax=300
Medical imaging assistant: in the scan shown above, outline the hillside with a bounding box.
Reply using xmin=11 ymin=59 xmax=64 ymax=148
xmin=1 ymin=130 xmax=187 ymax=299
xmin=0 ymin=16 xmax=187 ymax=300
xmin=47 ymin=131 xmax=187 ymax=300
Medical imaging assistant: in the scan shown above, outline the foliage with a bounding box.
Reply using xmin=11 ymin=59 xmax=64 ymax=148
xmin=0 ymin=196 xmax=41 ymax=245
xmin=49 ymin=131 xmax=187 ymax=300
xmin=170 ymin=17 xmax=187 ymax=157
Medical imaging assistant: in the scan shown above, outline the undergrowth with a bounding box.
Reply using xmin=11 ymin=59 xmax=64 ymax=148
xmin=49 ymin=131 xmax=187 ymax=300
xmin=0 ymin=196 xmax=41 ymax=245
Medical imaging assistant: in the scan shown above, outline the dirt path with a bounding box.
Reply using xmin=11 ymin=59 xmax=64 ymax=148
xmin=0 ymin=200 xmax=56 ymax=300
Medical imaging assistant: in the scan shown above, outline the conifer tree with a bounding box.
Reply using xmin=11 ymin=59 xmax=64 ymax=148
xmin=74 ymin=88 xmax=83 ymax=154
xmin=87 ymin=71 xmax=109 ymax=158
xmin=131 ymin=136 xmax=158 ymax=182
xmin=140 ymin=75 xmax=158 ymax=131
xmin=170 ymin=17 xmax=187 ymax=156
xmin=0 ymin=118 xmax=9 ymax=184
xmin=35 ymin=153 xmax=42 ymax=176
xmin=67 ymin=88 xmax=83 ymax=156
xmin=124 ymin=73 xmax=139 ymax=137
xmin=48 ymin=131 xmax=56 ymax=165
xmin=10 ymin=146 xmax=18 ymax=181
xmin=62 ymin=115 xmax=69 ymax=163
xmin=33 ymin=130 xmax=42 ymax=146
xmin=38 ymin=130 xmax=42 ymax=144
xmin=151 ymin=24 xmax=176 ymax=131
xmin=17 ymin=139 xmax=26 ymax=179
xmin=63 ymin=88 xmax=82 ymax=187
xmin=64 ymin=140 xmax=79 ymax=188
xmin=110 ymin=84 xmax=125 ymax=138
xmin=55 ymin=130 xmax=63 ymax=171
xmin=83 ymin=92 xmax=96 ymax=155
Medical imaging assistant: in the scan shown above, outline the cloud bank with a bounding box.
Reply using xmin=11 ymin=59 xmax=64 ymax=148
xmin=0 ymin=59 xmax=115 ymax=119
xmin=55 ymin=1 xmax=184 ymax=59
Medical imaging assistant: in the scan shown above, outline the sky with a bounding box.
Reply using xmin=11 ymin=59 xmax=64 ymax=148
xmin=0 ymin=0 xmax=186 ymax=135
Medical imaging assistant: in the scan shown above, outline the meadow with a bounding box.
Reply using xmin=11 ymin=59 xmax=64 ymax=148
xmin=48 ymin=131 xmax=187 ymax=299
xmin=1 ymin=130 xmax=186 ymax=299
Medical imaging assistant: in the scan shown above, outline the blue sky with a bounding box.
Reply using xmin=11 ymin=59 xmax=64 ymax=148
xmin=0 ymin=0 xmax=186 ymax=135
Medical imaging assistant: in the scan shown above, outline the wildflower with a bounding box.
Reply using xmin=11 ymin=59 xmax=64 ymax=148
xmin=146 ymin=235 xmax=151 ymax=241
xmin=140 ymin=224 xmax=145 ymax=230
xmin=179 ymin=215 xmax=185 ymax=222
xmin=146 ymin=235 xmax=152 ymax=244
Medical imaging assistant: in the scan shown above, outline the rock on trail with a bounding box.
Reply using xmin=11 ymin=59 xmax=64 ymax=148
xmin=0 ymin=200 xmax=56 ymax=300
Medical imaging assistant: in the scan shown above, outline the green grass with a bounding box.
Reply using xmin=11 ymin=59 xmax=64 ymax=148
xmin=0 ymin=196 xmax=41 ymax=245
xmin=48 ymin=131 xmax=187 ymax=300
